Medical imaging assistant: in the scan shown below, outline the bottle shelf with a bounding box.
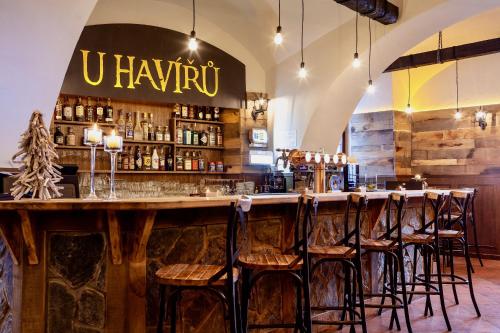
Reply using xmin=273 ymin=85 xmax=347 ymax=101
xmin=78 ymin=169 xmax=225 ymax=175
xmin=174 ymin=118 xmax=224 ymax=126
xmin=54 ymin=120 xmax=116 ymax=127
xmin=55 ymin=145 xmax=100 ymax=150
xmin=176 ymin=145 xmax=224 ymax=150
xmin=123 ymin=139 xmax=175 ymax=145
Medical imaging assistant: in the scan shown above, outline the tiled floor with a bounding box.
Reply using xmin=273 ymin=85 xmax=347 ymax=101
xmin=341 ymin=258 xmax=500 ymax=333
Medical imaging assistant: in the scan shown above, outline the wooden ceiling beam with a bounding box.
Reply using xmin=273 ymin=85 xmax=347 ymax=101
xmin=384 ymin=37 xmax=500 ymax=73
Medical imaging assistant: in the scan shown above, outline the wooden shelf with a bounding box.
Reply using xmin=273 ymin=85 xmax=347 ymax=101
xmin=174 ymin=118 xmax=224 ymax=126
xmin=78 ymin=169 xmax=225 ymax=175
xmin=55 ymin=145 xmax=100 ymax=150
xmin=123 ymin=139 xmax=175 ymax=145
xmin=176 ymin=145 xmax=224 ymax=150
xmin=54 ymin=120 xmax=116 ymax=127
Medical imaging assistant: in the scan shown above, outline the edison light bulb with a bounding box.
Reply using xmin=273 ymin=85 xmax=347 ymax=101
xmin=298 ymin=62 xmax=307 ymax=79
xmin=305 ymin=151 xmax=312 ymax=163
xmin=366 ymin=80 xmax=375 ymax=94
xmin=314 ymin=152 xmax=321 ymax=164
xmin=454 ymin=110 xmax=462 ymax=120
xmin=405 ymin=103 xmax=413 ymax=114
xmin=274 ymin=26 xmax=283 ymax=45
xmin=188 ymin=31 xmax=198 ymax=51
xmin=324 ymin=154 xmax=331 ymax=164
xmin=352 ymin=53 xmax=361 ymax=68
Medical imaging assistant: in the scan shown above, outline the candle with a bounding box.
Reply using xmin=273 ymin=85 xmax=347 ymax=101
xmin=86 ymin=124 xmax=102 ymax=144
xmin=106 ymin=130 xmax=122 ymax=149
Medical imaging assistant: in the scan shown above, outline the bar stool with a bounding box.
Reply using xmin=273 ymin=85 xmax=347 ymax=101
xmin=301 ymin=193 xmax=368 ymax=333
xmin=363 ymin=193 xmax=412 ymax=333
xmin=404 ymin=191 xmax=451 ymax=331
xmin=436 ymin=190 xmax=481 ymax=317
xmin=238 ymin=198 xmax=311 ymax=333
xmin=155 ymin=198 xmax=252 ymax=333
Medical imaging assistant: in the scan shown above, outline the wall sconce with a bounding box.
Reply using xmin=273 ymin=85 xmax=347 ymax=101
xmin=474 ymin=106 xmax=488 ymax=130
xmin=251 ymin=95 xmax=269 ymax=120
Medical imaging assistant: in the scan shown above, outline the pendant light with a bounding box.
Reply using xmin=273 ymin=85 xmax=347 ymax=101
xmin=366 ymin=18 xmax=374 ymax=93
xmin=274 ymin=0 xmax=283 ymax=45
xmin=352 ymin=1 xmax=361 ymax=68
xmin=188 ymin=0 xmax=198 ymax=51
xmin=454 ymin=60 xmax=462 ymax=120
xmin=405 ymin=68 xmax=413 ymax=114
xmin=298 ymin=0 xmax=307 ymax=79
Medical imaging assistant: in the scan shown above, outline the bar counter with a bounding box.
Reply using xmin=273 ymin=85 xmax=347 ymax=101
xmin=0 ymin=190 xmax=445 ymax=333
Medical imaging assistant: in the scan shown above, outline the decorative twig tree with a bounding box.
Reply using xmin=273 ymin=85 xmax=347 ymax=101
xmin=10 ymin=111 xmax=63 ymax=200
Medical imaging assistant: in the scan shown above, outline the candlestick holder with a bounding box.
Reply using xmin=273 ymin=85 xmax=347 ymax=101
xmin=104 ymin=132 xmax=123 ymax=200
xmin=83 ymin=125 xmax=103 ymax=199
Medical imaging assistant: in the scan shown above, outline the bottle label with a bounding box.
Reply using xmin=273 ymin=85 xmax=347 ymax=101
xmin=63 ymin=106 xmax=72 ymax=119
xmin=66 ymin=135 xmax=76 ymax=146
xmin=200 ymin=134 xmax=208 ymax=145
xmin=96 ymin=107 xmax=104 ymax=117
xmin=75 ymin=106 xmax=84 ymax=117
xmin=136 ymin=158 xmax=142 ymax=169
xmin=152 ymin=157 xmax=159 ymax=170
xmin=55 ymin=136 xmax=64 ymax=145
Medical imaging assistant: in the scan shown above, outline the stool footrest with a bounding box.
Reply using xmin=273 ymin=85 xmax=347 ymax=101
xmin=312 ymin=320 xmax=364 ymax=326
xmin=248 ymin=323 xmax=301 ymax=329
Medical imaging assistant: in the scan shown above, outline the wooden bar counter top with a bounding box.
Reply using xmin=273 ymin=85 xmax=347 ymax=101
xmin=0 ymin=190 xmax=448 ymax=333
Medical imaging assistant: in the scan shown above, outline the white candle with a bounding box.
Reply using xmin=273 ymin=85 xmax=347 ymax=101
xmin=106 ymin=130 xmax=122 ymax=149
xmin=87 ymin=124 xmax=102 ymax=144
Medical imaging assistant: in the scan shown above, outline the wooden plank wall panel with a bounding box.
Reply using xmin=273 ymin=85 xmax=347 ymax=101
xmin=350 ymin=111 xmax=395 ymax=178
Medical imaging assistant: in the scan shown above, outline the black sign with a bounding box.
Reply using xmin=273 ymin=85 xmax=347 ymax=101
xmin=61 ymin=24 xmax=246 ymax=108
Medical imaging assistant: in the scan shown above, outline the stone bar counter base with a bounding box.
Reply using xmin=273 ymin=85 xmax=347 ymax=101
xmin=0 ymin=191 xmax=447 ymax=333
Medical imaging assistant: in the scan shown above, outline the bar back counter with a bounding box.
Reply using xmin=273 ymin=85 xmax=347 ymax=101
xmin=0 ymin=191 xmax=446 ymax=332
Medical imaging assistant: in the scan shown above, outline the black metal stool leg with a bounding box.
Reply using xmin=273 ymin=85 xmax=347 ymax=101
xmin=398 ymin=247 xmax=413 ymax=333
xmin=240 ymin=268 xmax=251 ymax=333
xmin=408 ymin=245 xmax=418 ymax=304
xmin=378 ymin=254 xmax=388 ymax=316
xmin=423 ymin=246 xmax=434 ymax=317
xmin=448 ymin=239 xmax=459 ymax=305
xmin=434 ymin=243 xmax=452 ymax=331
xmin=157 ymin=284 xmax=167 ymax=333
xmin=464 ymin=235 xmax=481 ymax=317
xmin=471 ymin=218 xmax=484 ymax=267
xmin=302 ymin=257 xmax=313 ymax=333
xmin=355 ymin=258 xmax=368 ymax=333
xmin=170 ymin=289 xmax=179 ymax=333
xmin=388 ymin=253 xmax=400 ymax=331
xmin=227 ymin=282 xmax=239 ymax=333
xmin=294 ymin=278 xmax=304 ymax=333
xmin=339 ymin=262 xmax=351 ymax=330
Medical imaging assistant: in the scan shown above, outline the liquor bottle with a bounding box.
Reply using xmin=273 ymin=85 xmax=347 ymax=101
xmin=105 ymin=98 xmax=114 ymax=123
xmin=205 ymin=106 xmax=212 ymax=121
xmin=141 ymin=112 xmax=149 ymax=140
xmin=125 ymin=113 xmax=134 ymax=139
xmin=54 ymin=98 xmax=63 ymax=120
xmin=198 ymin=151 xmax=205 ymax=171
xmin=216 ymin=126 xmax=223 ymax=147
xmin=117 ymin=152 xmax=122 ymax=170
xmin=166 ymin=146 xmax=174 ymax=171
xmin=143 ymin=146 xmax=152 ymax=170
xmin=117 ymin=110 xmax=126 ymax=137
xmin=75 ymin=97 xmax=85 ymax=122
xmin=184 ymin=151 xmax=192 ymax=171
xmin=188 ymin=105 xmax=195 ymax=119
xmin=181 ymin=105 xmax=188 ymax=119
xmin=197 ymin=106 xmax=204 ymax=120
xmin=65 ymin=127 xmax=76 ymax=146
xmin=155 ymin=126 xmax=163 ymax=141
xmin=54 ymin=126 xmax=64 ymax=145
xmin=85 ymin=97 xmax=94 ymax=122
xmin=192 ymin=151 xmax=199 ymax=171
xmin=208 ymin=126 xmax=216 ymax=146
xmin=159 ymin=146 xmax=166 ymax=171
xmin=121 ymin=148 xmax=129 ymax=171
xmin=200 ymin=129 xmax=208 ymax=146
xmin=129 ymin=147 xmax=136 ymax=171
xmin=152 ymin=146 xmax=159 ymax=171
xmin=134 ymin=146 xmax=143 ymax=170
xmin=133 ymin=112 xmax=142 ymax=141
xmin=176 ymin=152 xmax=184 ymax=171
xmin=148 ymin=113 xmax=154 ymax=141
xmin=95 ymin=98 xmax=104 ymax=122
xmin=164 ymin=125 xmax=171 ymax=142
xmin=63 ymin=96 xmax=73 ymax=121
xmin=192 ymin=123 xmax=199 ymax=145
xmin=176 ymin=123 xmax=183 ymax=144
xmin=213 ymin=107 xmax=220 ymax=121
xmin=173 ymin=103 xmax=181 ymax=118
xmin=183 ymin=126 xmax=192 ymax=145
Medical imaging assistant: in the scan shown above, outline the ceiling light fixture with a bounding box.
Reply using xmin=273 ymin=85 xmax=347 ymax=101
xmin=274 ymin=0 xmax=283 ymax=45
xmin=474 ymin=106 xmax=488 ymax=130
xmin=454 ymin=60 xmax=462 ymax=120
xmin=352 ymin=1 xmax=361 ymax=68
xmin=405 ymin=68 xmax=413 ymax=114
xmin=188 ymin=0 xmax=198 ymax=51
xmin=366 ymin=18 xmax=374 ymax=93
xmin=298 ymin=0 xmax=307 ymax=79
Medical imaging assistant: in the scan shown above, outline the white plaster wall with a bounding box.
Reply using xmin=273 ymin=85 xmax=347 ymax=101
xmin=0 ymin=0 xmax=97 ymax=167
xmin=354 ymin=73 xmax=393 ymax=114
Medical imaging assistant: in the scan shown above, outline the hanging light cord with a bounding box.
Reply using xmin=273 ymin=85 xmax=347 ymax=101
xmin=368 ymin=18 xmax=372 ymax=81
xmin=407 ymin=68 xmax=411 ymax=106
xmin=437 ymin=31 xmax=443 ymax=63
xmin=192 ymin=0 xmax=196 ymax=32
xmin=355 ymin=0 xmax=359 ymax=53
xmin=301 ymin=0 xmax=304 ymax=63
xmin=278 ymin=0 xmax=281 ymax=27
xmin=455 ymin=60 xmax=459 ymax=111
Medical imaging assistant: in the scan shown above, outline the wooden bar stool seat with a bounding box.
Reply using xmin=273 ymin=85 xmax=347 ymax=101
xmin=238 ymin=253 xmax=302 ymax=270
xmin=156 ymin=263 xmax=239 ymax=287
xmin=431 ymin=229 xmax=463 ymax=239
xmin=361 ymin=239 xmax=397 ymax=251
xmin=402 ymin=233 xmax=434 ymax=244
xmin=308 ymin=245 xmax=355 ymax=259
